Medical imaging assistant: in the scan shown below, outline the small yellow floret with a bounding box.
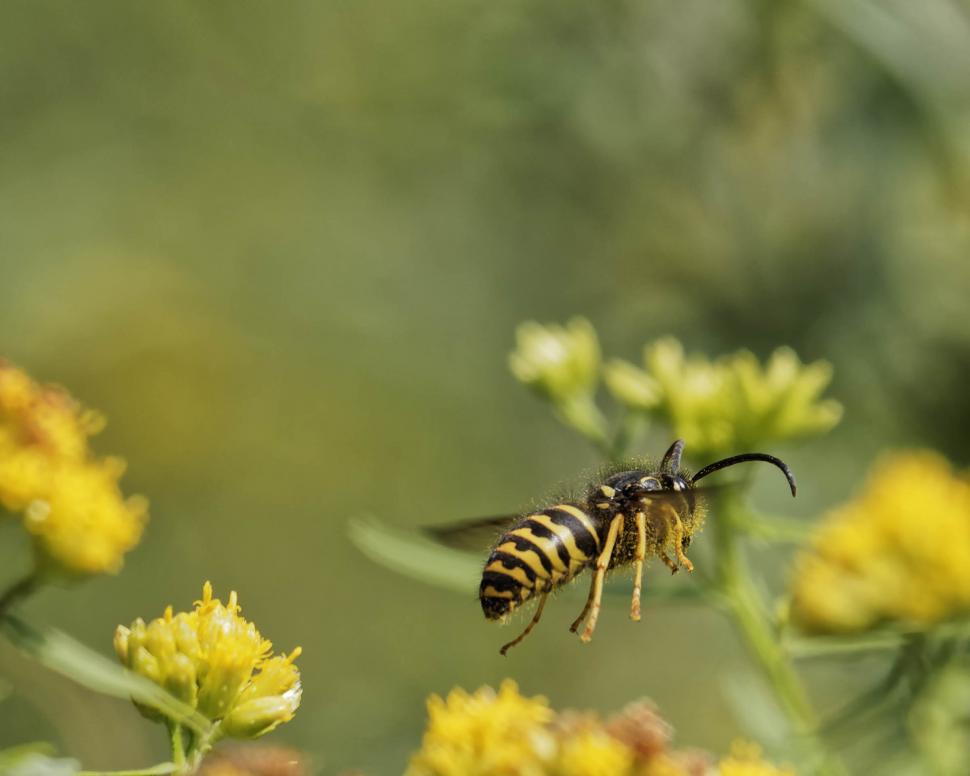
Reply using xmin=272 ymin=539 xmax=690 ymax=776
xmin=553 ymin=729 xmax=635 ymax=776
xmin=791 ymin=451 xmax=970 ymax=633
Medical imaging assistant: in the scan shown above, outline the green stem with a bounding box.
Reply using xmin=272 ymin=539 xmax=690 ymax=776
xmin=555 ymin=394 xmax=613 ymax=458
xmin=0 ymin=571 xmax=40 ymax=620
xmin=169 ymin=722 xmax=186 ymax=771
xmin=183 ymin=721 xmax=222 ymax=774
xmin=711 ymin=490 xmax=846 ymax=775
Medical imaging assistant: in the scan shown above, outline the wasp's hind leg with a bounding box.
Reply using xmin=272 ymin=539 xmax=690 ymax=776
xmin=631 ymin=511 xmax=646 ymax=621
xmin=571 ymin=514 xmax=623 ymax=644
xmin=500 ymin=591 xmax=549 ymax=656
xmin=658 ymin=550 xmax=679 ymax=575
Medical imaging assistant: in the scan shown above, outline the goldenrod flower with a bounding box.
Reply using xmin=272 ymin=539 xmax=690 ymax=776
xmin=791 ymin=451 xmax=970 ymax=633
xmin=114 ymin=582 xmax=302 ymax=738
xmin=509 ymin=319 xmax=610 ymax=445
xmin=717 ymin=742 xmax=796 ymax=776
xmin=405 ymin=680 xmax=556 ymax=776
xmin=406 ymin=682 xmax=794 ymax=776
xmin=606 ymin=338 xmax=841 ymax=459
xmin=0 ymin=360 xmax=146 ymax=574
xmin=553 ymin=730 xmax=634 ymax=776
xmin=510 ymin=319 xmax=601 ymax=401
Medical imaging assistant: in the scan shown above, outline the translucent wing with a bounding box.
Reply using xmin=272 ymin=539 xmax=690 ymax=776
xmin=423 ymin=515 xmax=520 ymax=552
xmin=424 ymin=483 xmax=736 ymax=554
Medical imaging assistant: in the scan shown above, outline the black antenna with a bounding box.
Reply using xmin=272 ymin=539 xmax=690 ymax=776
xmin=691 ymin=452 xmax=797 ymax=496
xmin=660 ymin=439 xmax=685 ymax=472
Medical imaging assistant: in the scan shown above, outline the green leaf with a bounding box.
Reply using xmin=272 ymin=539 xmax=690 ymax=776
xmin=785 ymin=632 xmax=908 ymax=659
xmin=0 ymin=617 xmax=211 ymax=736
xmin=349 ymin=516 xmax=481 ymax=595
xmin=0 ymin=744 xmax=79 ymax=776
xmin=786 ymin=618 xmax=970 ymax=660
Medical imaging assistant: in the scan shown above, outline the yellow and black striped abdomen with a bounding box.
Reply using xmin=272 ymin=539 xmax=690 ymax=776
xmin=479 ymin=504 xmax=602 ymax=620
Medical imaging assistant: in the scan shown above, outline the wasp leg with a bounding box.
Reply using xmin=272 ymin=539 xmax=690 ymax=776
xmin=569 ymin=573 xmax=596 ymax=633
xmin=578 ymin=514 xmax=624 ymax=644
xmin=631 ymin=511 xmax=646 ymax=621
xmin=665 ymin=505 xmax=694 ymax=573
xmin=500 ymin=591 xmax=549 ymax=656
xmin=659 ymin=550 xmax=679 ymax=575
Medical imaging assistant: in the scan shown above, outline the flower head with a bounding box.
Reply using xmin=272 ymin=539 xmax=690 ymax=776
xmin=790 ymin=451 xmax=970 ymax=633
xmin=405 ymin=680 xmax=556 ymax=776
xmin=0 ymin=360 xmax=146 ymax=574
xmin=606 ymin=338 xmax=841 ymax=459
xmin=510 ymin=318 xmax=601 ymax=403
xmin=406 ymin=683 xmax=788 ymax=776
xmin=114 ymin=582 xmax=302 ymax=738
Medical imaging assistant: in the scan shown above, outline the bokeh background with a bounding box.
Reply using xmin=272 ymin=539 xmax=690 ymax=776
xmin=1 ymin=1 xmax=970 ymax=773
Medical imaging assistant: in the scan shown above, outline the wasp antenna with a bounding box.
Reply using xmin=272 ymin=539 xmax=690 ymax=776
xmin=660 ymin=439 xmax=686 ymax=473
xmin=691 ymin=453 xmax=797 ymax=497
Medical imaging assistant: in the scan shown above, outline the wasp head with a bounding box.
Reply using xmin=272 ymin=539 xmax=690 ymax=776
xmin=593 ymin=470 xmax=692 ymax=513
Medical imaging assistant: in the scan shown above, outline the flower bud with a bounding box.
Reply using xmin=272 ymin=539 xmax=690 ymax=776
xmin=222 ymin=695 xmax=301 ymax=739
xmin=113 ymin=625 xmax=131 ymax=665
xmin=603 ymin=360 xmax=662 ymax=412
xmin=163 ymin=652 xmax=198 ymax=707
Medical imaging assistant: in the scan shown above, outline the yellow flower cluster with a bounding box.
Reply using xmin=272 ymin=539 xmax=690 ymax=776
xmin=791 ymin=451 xmax=970 ymax=633
xmin=509 ymin=318 xmax=601 ymax=403
xmin=114 ymin=582 xmax=302 ymax=739
xmin=406 ymin=681 xmax=792 ymax=776
xmin=0 ymin=360 xmax=147 ymax=575
xmin=509 ymin=319 xmax=610 ymax=445
xmin=605 ymin=338 xmax=841 ymax=459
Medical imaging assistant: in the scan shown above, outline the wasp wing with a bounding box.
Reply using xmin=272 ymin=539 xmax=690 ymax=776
xmin=424 ymin=483 xmax=735 ymax=552
xmin=423 ymin=515 xmax=520 ymax=552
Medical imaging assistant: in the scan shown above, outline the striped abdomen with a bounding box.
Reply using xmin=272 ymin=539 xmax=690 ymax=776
xmin=479 ymin=504 xmax=602 ymax=619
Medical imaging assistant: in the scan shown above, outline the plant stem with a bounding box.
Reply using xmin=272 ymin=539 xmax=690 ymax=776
xmin=183 ymin=721 xmax=222 ymax=774
xmin=169 ymin=723 xmax=186 ymax=771
xmin=555 ymin=394 xmax=613 ymax=458
xmin=0 ymin=571 xmax=39 ymax=619
xmin=711 ymin=489 xmax=846 ymax=775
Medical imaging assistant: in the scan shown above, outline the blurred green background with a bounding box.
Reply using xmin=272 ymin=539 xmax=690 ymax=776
xmin=1 ymin=1 xmax=969 ymax=773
